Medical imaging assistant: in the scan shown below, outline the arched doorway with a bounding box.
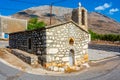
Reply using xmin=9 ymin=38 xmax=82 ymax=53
xmin=69 ymin=49 xmax=75 ymax=66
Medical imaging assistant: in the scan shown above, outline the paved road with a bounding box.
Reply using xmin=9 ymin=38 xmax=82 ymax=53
xmin=89 ymin=44 xmax=120 ymax=53
xmin=1 ymin=41 xmax=120 ymax=80
xmin=1 ymin=56 xmax=120 ymax=80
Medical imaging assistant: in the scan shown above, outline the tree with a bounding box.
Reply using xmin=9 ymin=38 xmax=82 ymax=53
xmin=27 ymin=18 xmax=46 ymax=30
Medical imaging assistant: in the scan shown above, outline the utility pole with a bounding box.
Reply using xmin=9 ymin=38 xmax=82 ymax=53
xmin=49 ymin=0 xmax=67 ymax=25
xmin=50 ymin=3 xmax=53 ymax=25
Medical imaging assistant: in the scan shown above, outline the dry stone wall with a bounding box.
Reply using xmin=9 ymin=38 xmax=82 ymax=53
xmin=12 ymin=49 xmax=38 ymax=66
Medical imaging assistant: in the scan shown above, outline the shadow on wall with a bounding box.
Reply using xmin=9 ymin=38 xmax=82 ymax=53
xmin=88 ymin=44 xmax=120 ymax=53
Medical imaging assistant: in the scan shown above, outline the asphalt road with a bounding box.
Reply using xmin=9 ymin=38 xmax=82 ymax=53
xmin=1 ymin=41 xmax=120 ymax=80
xmin=1 ymin=56 xmax=120 ymax=80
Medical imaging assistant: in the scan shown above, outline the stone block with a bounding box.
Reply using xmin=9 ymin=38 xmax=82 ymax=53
xmin=75 ymin=67 xmax=80 ymax=70
xmin=59 ymin=68 xmax=65 ymax=72
xmin=58 ymin=54 xmax=64 ymax=57
xmin=62 ymin=57 xmax=69 ymax=62
xmin=48 ymin=66 xmax=54 ymax=71
xmin=46 ymin=40 xmax=53 ymax=43
xmin=47 ymin=48 xmax=58 ymax=54
xmin=46 ymin=32 xmax=53 ymax=35
xmin=84 ymin=54 xmax=89 ymax=62
xmin=83 ymin=45 xmax=88 ymax=49
xmin=46 ymin=55 xmax=54 ymax=62
xmin=53 ymin=67 xmax=59 ymax=71
xmin=56 ymin=45 xmax=60 ymax=47
xmin=55 ymin=57 xmax=60 ymax=61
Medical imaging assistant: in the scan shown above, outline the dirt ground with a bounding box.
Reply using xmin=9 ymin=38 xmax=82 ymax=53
xmin=0 ymin=48 xmax=64 ymax=75
xmin=0 ymin=48 xmax=31 ymax=71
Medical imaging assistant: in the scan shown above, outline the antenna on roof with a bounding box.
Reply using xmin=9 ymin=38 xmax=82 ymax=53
xmin=49 ymin=3 xmax=53 ymax=25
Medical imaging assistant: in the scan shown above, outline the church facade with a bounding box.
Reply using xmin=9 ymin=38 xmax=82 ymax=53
xmin=9 ymin=6 xmax=90 ymax=71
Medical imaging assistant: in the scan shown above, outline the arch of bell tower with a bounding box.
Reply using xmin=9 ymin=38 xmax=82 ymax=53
xmin=71 ymin=2 xmax=88 ymax=31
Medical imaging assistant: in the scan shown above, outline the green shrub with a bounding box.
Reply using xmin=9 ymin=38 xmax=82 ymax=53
xmin=27 ymin=18 xmax=46 ymax=30
xmin=89 ymin=30 xmax=120 ymax=41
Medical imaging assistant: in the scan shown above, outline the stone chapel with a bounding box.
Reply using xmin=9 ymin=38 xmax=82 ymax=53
xmin=9 ymin=4 xmax=90 ymax=71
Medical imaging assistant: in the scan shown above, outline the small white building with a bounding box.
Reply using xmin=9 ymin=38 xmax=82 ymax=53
xmin=0 ymin=16 xmax=27 ymax=39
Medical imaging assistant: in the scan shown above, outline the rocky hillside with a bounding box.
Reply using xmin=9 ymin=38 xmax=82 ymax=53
xmin=88 ymin=12 xmax=120 ymax=34
xmin=12 ymin=5 xmax=73 ymax=25
xmin=12 ymin=5 xmax=120 ymax=34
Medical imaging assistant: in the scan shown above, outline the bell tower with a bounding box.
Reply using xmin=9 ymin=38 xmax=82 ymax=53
xmin=71 ymin=2 xmax=88 ymax=31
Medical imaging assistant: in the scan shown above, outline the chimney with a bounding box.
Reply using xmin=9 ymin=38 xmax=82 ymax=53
xmin=71 ymin=2 xmax=88 ymax=31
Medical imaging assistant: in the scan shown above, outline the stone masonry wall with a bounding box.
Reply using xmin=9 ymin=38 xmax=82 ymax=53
xmin=9 ymin=22 xmax=89 ymax=71
xmin=44 ymin=22 xmax=89 ymax=71
xmin=9 ymin=28 xmax=47 ymax=65
xmin=12 ymin=49 xmax=38 ymax=66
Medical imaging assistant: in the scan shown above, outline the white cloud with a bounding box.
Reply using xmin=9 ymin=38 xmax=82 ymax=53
xmin=109 ymin=8 xmax=119 ymax=14
xmin=104 ymin=3 xmax=111 ymax=8
xmin=95 ymin=3 xmax=111 ymax=11
xmin=95 ymin=6 xmax=104 ymax=11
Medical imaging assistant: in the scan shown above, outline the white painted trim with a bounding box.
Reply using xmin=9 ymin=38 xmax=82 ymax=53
xmin=0 ymin=32 xmax=4 ymax=38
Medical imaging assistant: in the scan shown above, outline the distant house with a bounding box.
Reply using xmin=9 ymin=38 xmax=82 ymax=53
xmin=9 ymin=5 xmax=90 ymax=71
xmin=0 ymin=16 xmax=27 ymax=39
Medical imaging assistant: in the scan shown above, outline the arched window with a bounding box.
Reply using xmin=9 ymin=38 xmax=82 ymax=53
xmin=81 ymin=9 xmax=85 ymax=25
xmin=69 ymin=38 xmax=74 ymax=45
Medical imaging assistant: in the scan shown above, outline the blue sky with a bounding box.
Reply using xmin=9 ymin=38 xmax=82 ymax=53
xmin=0 ymin=0 xmax=120 ymax=22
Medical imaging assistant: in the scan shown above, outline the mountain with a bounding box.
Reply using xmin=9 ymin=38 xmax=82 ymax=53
xmin=88 ymin=12 xmax=120 ymax=34
xmin=12 ymin=5 xmax=120 ymax=34
xmin=12 ymin=5 xmax=73 ymax=25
